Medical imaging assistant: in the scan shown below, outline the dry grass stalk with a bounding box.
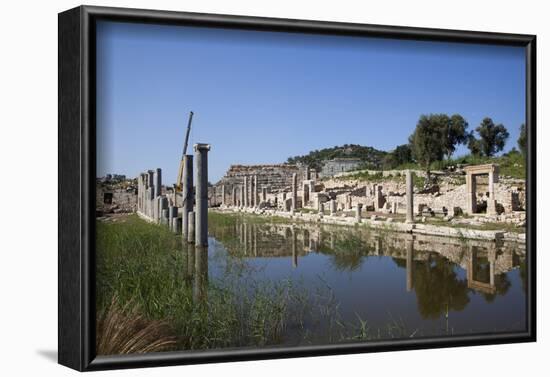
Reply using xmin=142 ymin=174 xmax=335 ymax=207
xmin=96 ymin=295 xmax=177 ymax=355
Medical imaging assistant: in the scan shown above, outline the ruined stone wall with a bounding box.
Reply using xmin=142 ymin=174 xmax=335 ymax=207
xmin=217 ymin=164 xmax=303 ymax=191
xmin=314 ymin=176 xmax=525 ymax=215
xmin=212 ymin=164 xmax=305 ymax=206
xmin=96 ymin=186 xmax=137 ymax=214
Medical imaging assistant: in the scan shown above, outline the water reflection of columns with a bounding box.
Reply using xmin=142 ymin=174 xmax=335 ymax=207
xmin=406 ymin=237 xmax=414 ymax=292
xmin=374 ymin=237 xmax=382 ymax=256
xmin=253 ymin=224 xmax=258 ymax=257
xmin=292 ymin=227 xmax=298 ymax=268
xmin=243 ymin=222 xmax=248 ymax=255
xmin=303 ymin=229 xmax=311 ymax=251
xmin=193 ymin=246 xmax=208 ymax=304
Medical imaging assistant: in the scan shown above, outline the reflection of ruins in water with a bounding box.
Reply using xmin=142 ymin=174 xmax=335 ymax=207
xmin=209 ymin=220 xmax=526 ymax=299
xmin=181 ymin=242 xmax=209 ymax=303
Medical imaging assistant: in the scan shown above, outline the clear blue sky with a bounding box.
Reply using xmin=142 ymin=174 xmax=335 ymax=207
xmin=96 ymin=21 xmax=525 ymax=183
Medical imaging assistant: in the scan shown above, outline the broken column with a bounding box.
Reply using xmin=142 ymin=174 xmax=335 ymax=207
xmin=355 ymin=203 xmax=362 ymax=223
xmin=291 ymin=173 xmax=298 ymax=211
xmin=262 ymin=187 xmax=267 ymax=202
xmin=182 ymin=155 xmax=193 ymax=239
xmin=194 ymin=143 xmax=210 ymax=247
xmin=406 ymin=170 xmax=414 ymax=224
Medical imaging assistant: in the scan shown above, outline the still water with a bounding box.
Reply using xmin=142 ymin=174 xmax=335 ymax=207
xmin=185 ymin=214 xmax=526 ymax=344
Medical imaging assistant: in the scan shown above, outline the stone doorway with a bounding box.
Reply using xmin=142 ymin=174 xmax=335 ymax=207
xmin=464 ymin=164 xmax=499 ymax=216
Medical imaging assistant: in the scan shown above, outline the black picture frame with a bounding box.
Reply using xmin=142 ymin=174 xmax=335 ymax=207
xmin=58 ymin=5 xmax=537 ymax=372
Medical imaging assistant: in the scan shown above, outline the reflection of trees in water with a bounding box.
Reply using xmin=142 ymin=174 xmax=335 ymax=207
xmin=322 ymin=232 xmax=366 ymax=272
xmin=478 ymin=274 xmax=511 ymax=302
xmin=519 ymin=259 xmax=527 ymax=294
xmin=409 ymin=256 xmax=470 ymax=319
xmin=209 ymin=213 xmax=524 ymax=320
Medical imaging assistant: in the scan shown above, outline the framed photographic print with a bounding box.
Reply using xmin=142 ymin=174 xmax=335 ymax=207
xmin=58 ymin=5 xmax=536 ymax=371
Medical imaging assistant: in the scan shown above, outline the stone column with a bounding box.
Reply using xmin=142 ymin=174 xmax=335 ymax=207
xmin=240 ymin=184 xmax=245 ymax=208
xmin=302 ymin=183 xmax=309 ymax=207
xmin=232 ymin=186 xmax=237 ymax=207
xmin=355 ymin=203 xmax=362 ymax=223
xmin=487 ymin=169 xmax=497 ymax=215
xmin=194 ymin=143 xmax=210 ymax=247
xmin=137 ymin=174 xmax=142 ymax=212
xmin=182 ymin=155 xmax=193 ymax=239
xmin=374 ymin=185 xmax=383 ymax=212
xmin=161 ymin=209 xmax=169 ymax=225
xmin=244 ymin=176 xmax=249 ymax=208
xmin=406 ymin=170 xmax=415 ymax=224
xmin=319 ymin=202 xmax=325 ymax=217
xmin=291 ymin=173 xmax=298 ymax=211
xmin=168 ymin=206 xmax=177 ymax=231
xmin=221 ymin=184 xmax=226 ymax=207
xmin=187 ymin=211 xmax=195 ymax=243
xmin=262 ymin=187 xmax=267 ymax=202
xmin=155 ymin=168 xmax=162 ymax=198
xmin=330 ymin=200 xmax=336 ymax=216
xmin=253 ymin=175 xmax=258 ymax=207
xmin=465 ymin=173 xmax=477 ymax=214
xmin=173 ymin=217 xmax=182 ymax=233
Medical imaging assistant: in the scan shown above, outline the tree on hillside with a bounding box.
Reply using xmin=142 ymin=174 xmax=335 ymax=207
xmin=383 ymin=144 xmax=413 ymax=169
xmin=442 ymin=114 xmax=469 ymax=159
xmin=518 ymin=123 xmax=527 ymax=156
xmin=468 ymin=117 xmax=509 ymax=157
xmin=409 ymin=115 xmax=446 ymax=178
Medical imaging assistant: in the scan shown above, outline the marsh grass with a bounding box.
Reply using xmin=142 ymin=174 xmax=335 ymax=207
xmin=97 ymin=214 xmax=457 ymax=354
xmin=96 ymin=215 xmax=313 ymax=352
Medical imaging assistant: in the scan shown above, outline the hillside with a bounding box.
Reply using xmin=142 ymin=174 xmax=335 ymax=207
xmin=286 ymin=144 xmax=387 ymax=171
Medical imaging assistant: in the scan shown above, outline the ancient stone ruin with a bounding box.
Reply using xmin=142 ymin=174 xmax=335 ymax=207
xmin=211 ymin=162 xmax=526 ymax=242
xmin=136 ymin=143 xmax=211 ymax=247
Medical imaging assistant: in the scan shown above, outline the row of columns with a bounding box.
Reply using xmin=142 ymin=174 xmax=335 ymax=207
xmin=136 ymin=143 xmax=211 ymax=247
xmin=221 ymin=174 xmax=265 ymax=208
